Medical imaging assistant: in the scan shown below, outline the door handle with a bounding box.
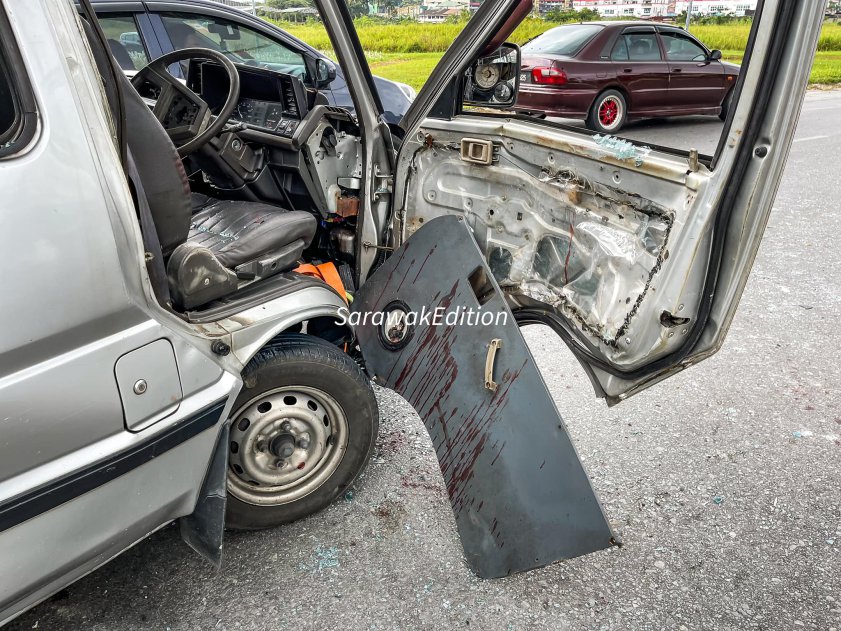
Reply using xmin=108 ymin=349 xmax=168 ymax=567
xmin=484 ymin=338 xmax=502 ymax=392
xmin=623 ymin=68 xmax=632 ymax=73
xmin=672 ymin=68 xmax=683 ymax=73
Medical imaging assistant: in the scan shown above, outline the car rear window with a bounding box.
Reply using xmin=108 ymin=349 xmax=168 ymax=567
xmin=0 ymin=57 xmax=14 ymax=141
xmin=523 ymin=24 xmax=603 ymax=57
xmin=0 ymin=10 xmax=36 ymax=158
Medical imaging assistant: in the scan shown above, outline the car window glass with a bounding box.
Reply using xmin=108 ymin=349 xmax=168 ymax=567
xmin=160 ymin=13 xmax=307 ymax=82
xmin=522 ymin=25 xmax=603 ymax=57
xmin=661 ymin=32 xmax=708 ymax=62
xmin=97 ymin=14 xmax=148 ymax=71
xmin=610 ymin=36 xmax=630 ymax=61
xmin=0 ymin=55 xmax=13 ymax=142
xmin=624 ymin=33 xmax=661 ymax=61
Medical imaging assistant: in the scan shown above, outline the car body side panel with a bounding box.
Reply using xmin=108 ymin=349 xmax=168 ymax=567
xmin=352 ymin=216 xmax=614 ymax=578
xmin=617 ymin=59 xmax=670 ymax=113
xmin=516 ymin=55 xmax=602 ymax=119
xmin=0 ymin=0 xmax=239 ymax=620
xmin=0 ymin=0 xmax=155 ymax=479
xmin=514 ymin=83 xmax=593 ymax=118
xmin=0 ymin=407 xmax=230 ymax=626
xmin=665 ymin=59 xmax=726 ymax=110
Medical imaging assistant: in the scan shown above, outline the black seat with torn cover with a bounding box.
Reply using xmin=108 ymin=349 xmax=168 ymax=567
xmin=84 ymin=21 xmax=316 ymax=311
xmin=167 ymin=195 xmax=317 ymax=309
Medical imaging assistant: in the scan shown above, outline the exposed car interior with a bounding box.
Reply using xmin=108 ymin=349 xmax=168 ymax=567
xmin=90 ymin=32 xmax=366 ymax=318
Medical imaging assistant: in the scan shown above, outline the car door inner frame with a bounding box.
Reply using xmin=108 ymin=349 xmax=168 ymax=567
xmin=392 ymin=0 xmax=817 ymax=401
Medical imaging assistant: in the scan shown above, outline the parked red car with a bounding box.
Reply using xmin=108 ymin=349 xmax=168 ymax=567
xmin=515 ymin=22 xmax=740 ymax=133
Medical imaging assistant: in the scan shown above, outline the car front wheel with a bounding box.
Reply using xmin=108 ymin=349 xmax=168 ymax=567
xmin=225 ymin=334 xmax=378 ymax=530
xmin=586 ymin=89 xmax=627 ymax=134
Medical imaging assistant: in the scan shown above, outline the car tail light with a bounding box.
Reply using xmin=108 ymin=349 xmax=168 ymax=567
xmin=531 ymin=67 xmax=568 ymax=86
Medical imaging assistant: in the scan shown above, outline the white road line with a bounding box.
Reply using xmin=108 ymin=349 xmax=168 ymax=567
xmin=793 ymin=134 xmax=829 ymax=143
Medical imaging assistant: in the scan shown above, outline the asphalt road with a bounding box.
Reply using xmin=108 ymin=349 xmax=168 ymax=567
xmin=548 ymin=110 xmax=727 ymax=156
xmin=9 ymin=91 xmax=841 ymax=631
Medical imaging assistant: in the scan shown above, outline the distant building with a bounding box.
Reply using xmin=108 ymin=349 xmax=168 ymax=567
xmin=396 ymin=4 xmax=423 ymax=18
xmin=570 ymin=0 xmax=757 ymax=18
xmin=418 ymin=6 xmax=462 ymax=22
xmin=534 ymin=0 xmax=574 ymax=14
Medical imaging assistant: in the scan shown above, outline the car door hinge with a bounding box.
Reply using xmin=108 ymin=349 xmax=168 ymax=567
xmin=373 ymin=165 xmax=392 ymax=201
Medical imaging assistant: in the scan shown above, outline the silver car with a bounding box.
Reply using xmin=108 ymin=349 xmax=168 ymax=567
xmin=0 ymin=0 xmax=823 ymax=623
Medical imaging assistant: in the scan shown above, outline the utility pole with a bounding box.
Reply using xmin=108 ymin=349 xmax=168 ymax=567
xmin=252 ymin=0 xmax=257 ymax=15
xmin=685 ymin=0 xmax=693 ymax=29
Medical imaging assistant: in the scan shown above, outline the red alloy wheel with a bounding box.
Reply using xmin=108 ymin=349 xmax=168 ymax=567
xmin=599 ymin=97 xmax=619 ymax=126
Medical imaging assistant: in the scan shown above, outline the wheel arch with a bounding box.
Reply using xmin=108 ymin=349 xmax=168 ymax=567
xmin=225 ymin=285 xmax=351 ymax=367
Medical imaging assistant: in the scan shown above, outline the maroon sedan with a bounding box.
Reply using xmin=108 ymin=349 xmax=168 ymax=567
xmin=515 ymin=22 xmax=740 ymax=133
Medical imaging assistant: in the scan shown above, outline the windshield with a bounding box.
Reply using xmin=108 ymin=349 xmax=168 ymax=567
xmin=160 ymin=13 xmax=308 ymax=81
xmin=523 ymin=24 xmax=603 ymax=57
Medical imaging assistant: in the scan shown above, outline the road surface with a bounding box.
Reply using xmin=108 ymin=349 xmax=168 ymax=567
xmin=8 ymin=90 xmax=841 ymax=631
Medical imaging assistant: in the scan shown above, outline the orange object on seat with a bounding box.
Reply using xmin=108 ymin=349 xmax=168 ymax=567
xmin=294 ymin=262 xmax=348 ymax=304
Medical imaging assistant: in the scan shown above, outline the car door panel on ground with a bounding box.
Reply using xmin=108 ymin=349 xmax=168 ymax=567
xmin=352 ymin=215 xmax=615 ymax=578
xmin=660 ymin=28 xmax=727 ymax=111
xmin=610 ymin=26 xmax=669 ymax=114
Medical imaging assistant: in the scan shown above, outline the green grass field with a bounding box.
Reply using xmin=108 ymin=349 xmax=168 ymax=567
xmin=277 ymin=19 xmax=841 ymax=90
xmin=362 ymin=51 xmax=841 ymax=92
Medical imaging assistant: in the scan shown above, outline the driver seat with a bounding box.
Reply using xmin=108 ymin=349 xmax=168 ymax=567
xmin=116 ymin=52 xmax=317 ymax=311
xmin=167 ymin=194 xmax=317 ymax=309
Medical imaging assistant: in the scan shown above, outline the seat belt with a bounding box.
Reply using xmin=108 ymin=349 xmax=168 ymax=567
xmin=127 ymin=151 xmax=173 ymax=310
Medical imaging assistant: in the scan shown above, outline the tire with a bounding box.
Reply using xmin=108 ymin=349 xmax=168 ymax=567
xmin=225 ymin=334 xmax=378 ymax=530
xmin=586 ymin=89 xmax=627 ymax=134
xmin=719 ymin=87 xmax=734 ymax=121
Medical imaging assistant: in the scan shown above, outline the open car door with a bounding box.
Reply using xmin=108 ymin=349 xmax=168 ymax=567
xmin=348 ymin=0 xmax=824 ymax=577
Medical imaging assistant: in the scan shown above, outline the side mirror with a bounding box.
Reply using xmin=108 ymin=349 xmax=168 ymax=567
xmin=315 ymin=58 xmax=337 ymax=89
xmin=463 ymin=43 xmax=521 ymax=109
xmin=709 ymin=49 xmax=723 ymax=61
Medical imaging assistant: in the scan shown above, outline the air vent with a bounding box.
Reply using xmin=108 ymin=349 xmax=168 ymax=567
xmin=281 ymin=80 xmax=298 ymax=117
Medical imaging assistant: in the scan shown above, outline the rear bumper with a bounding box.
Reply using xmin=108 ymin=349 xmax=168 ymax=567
xmin=514 ymin=84 xmax=594 ymax=119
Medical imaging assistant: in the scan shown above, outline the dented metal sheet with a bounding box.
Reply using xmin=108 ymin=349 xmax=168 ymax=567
xmin=404 ymin=143 xmax=673 ymax=348
xmin=353 ymin=215 xmax=614 ymax=578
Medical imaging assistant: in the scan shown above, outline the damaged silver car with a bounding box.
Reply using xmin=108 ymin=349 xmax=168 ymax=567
xmin=0 ymin=0 xmax=824 ymax=623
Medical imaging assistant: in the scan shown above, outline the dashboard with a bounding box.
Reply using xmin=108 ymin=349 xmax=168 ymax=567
xmin=233 ymin=98 xmax=300 ymax=137
xmin=192 ymin=62 xmax=308 ymax=139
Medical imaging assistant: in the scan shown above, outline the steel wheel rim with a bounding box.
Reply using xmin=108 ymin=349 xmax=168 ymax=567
xmin=228 ymin=385 xmax=349 ymax=506
xmin=598 ymin=95 xmax=622 ymax=130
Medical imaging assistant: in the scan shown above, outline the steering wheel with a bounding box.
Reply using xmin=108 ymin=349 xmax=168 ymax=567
xmin=131 ymin=48 xmax=240 ymax=157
